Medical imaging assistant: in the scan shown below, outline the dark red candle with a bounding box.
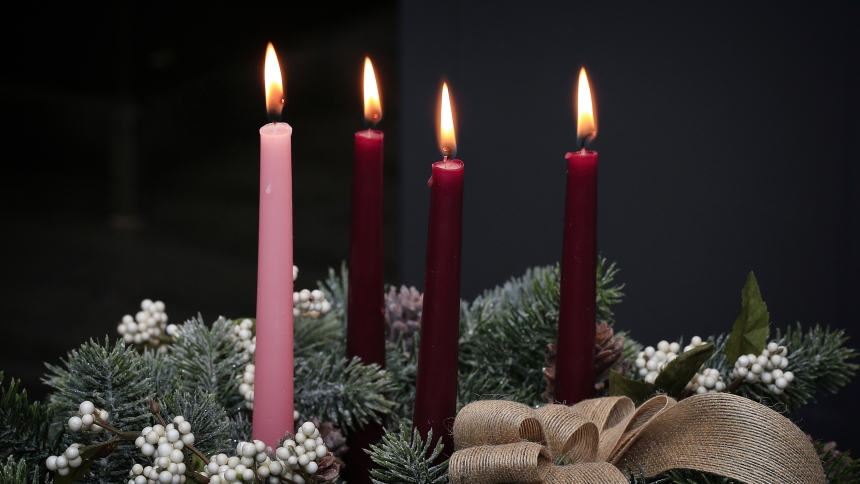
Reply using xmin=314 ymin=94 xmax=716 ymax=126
xmin=346 ymin=128 xmax=384 ymax=365
xmin=555 ymin=68 xmax=599 ymax=405
xmin=345 ymin=58 xmax=385 ymax=484
xmin=413 ymin=83 xmax=463 ymax=454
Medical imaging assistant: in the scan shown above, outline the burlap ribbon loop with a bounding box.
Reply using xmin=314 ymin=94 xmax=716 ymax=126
xmin=449 ymin=442 xmax=551 ymax=484
xmin=533 ymin=404 xmax=598 ymax=463
xmin=453 ymin=400 xmax=545 ymax=450
xmin=450 ymin=393 xmax=825 ymax=484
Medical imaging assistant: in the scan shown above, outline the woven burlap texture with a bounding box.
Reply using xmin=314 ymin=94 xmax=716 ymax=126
xmin=449 ymin=442 xmax=551 ymax=484
xmin=449 ymin=392 xmax=825 ymax=484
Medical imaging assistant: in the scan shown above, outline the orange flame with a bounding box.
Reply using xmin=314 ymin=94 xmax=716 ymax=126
xmin=576 ymin=67 xmax=596 ymax=145
xmin=364 ymin=57 xmax=382 ymax=124
xmin=265 ymin=43 xmax=284 ymax=120
xmin=437 ymin=83 xmax=457 ymax=158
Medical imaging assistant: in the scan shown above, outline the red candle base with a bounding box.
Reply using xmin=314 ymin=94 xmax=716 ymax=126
xmin=413 ymin=159 xmax=464 ymax=455
xmin=554 ymin=149 xmax=598 ymax=405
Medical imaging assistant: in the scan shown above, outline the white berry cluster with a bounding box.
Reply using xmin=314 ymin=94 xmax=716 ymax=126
xmin=688 ymin=367 xmax=727 ymax=394
xmin=293 ymin=289 xmax=331 ymax=319
xmin=239 ymin=363 xmax=256 ymax=410
xmin=233 ymin=318 xmax=256 ymax=355
xmin=635 ymin=339 xmax=683 ymax=384
xmin=129 ymin=416 xmax=196 ymax=484
xmin=292 ymin=265 xmax=332 ymax=319
xmin=276 ymin=421 xmax=329 ymax=480
xmin=682 ymin=335 xmax=708 ymax=353
xmin=46 ymin=401 xmax=110 ymax=475
xmin=68 ymin=400 xmax=109 ymax=433
xmin=118 ymin=299 xmax=169 ymax=350
xmin=201 ymin=421 xmax=328 ymax=484
xmin=731 ymin=341 xmax=795 ymax=394
xmin=46 ymin=444 xmax=83 ymax=476
xmin=202 ymin=440 xmax=271 ymax=484
xmin=229 ymin=317 xmax=257 ymax=409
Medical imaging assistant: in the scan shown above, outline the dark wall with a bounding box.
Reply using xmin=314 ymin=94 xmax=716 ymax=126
xmin=0 ymin=2 xmax=399 ymax=399
xmin=399 ymin=1 xmax=858 ymax=447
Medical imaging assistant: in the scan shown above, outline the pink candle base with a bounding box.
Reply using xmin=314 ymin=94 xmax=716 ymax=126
xmin=253 ymin=122 xmax=295 ymax=447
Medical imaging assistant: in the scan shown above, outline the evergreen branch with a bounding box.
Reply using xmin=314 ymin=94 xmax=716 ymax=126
xmin=597 ymin=258 xmax=625 ymax=323
xmin=226 ymin=412 xmax=253 ymax=450
xmin=654 ymin=469 xmax=740 ymax=483
xmin=319 ymin=263 xmax=348 ymax=322
xmin=294 ymin=353 xmax=396 ymax=434
xmin=624 ymin=466 xmax=672 ymax=483
xmin=0 ymin=456 xmax=41 ymax=484
xmin=159 ymin=391 xmax=231 ymax=456
xmin=384 ymin=333 xmax=419 ymax=430
xmin=458 ymin=266 xmax=563 ymax=407
xmin=142 ymin=349 xmax=178 ymax=399
xmin=731 ymin=324 xmax=858 ymax=412
xmin=294 ymin=311 xmax=345 ymax=360
xmin=0 ymin=374 xmax=61 ymax=482
xmin=458 ymin=261 xmax=626 ymax=408
xmin=366 ymin=424 xmax=448 ymax=484
xmin=618 ymin=331 xmax=644 ymax=363
xmin=814 ymin=440 xmax=860 ymax=484
xmin=169 ymin=316 xmax=246 ymax=416
xmin=43 ymin=338 xmax=153 ymax=483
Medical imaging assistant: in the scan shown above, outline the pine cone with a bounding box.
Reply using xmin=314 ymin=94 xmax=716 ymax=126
xmin=282 ymin=418 xmax=347 ymax=479
xmin=594 ymin=321 xmax=627 ymax=392
xmin=808 ymin=435 xmax=854 ymax=477
xmin=384 ymin=285 xmax=423 ymax=350
xmin=542 ymin=320 xmax=629 ymax=403
xmin=314 ymin=418 xmax=348 ymax=471
xmin=541 ymin=344 xmax=557 ymax=403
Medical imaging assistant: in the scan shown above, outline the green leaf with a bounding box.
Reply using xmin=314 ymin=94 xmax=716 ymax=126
xmin=654 ymin=343 xmax=714 ymax=396
xmin=724 ymin=272 xmax=770 ymax=365
xmin=609 ymin=370 xmax=656 ymax=405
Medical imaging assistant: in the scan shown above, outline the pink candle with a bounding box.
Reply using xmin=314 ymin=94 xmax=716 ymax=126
xmin=555 ymin=68 xmax=598 ymax=405
xmin=413 ymin=83 xmax=463 ymax=455
xmin=253 ymin=43 xmax=294 ymax=447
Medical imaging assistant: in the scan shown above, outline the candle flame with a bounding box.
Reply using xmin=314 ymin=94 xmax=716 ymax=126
xmin=363 ymin=57 xmax=382 ymax=125
xmin=438 ymin=83 xmax=457 ymax=158
xmin=265 ymin=42 xmax=284 ymax=120
xmin=576 ymin=67 xmax=597 ymax=146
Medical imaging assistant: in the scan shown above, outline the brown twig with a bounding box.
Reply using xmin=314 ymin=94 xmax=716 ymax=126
xmin=725 ymin=376 xmax=745 ymax=393
xmin=91 ymin=413 xmax=138 ymax=440
xmin=186 ymin=443 xmax=211 ymax=465
xmin=184 ymin=471 xmax=211 ymax=484
xmin=149 ymin=399 xmax=167 ymax=427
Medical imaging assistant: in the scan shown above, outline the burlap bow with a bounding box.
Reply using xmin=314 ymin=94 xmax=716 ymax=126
xmin=449 ymin=393 xmax=825 ymax=484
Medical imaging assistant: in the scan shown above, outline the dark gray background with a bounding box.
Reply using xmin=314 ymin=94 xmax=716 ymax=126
xmin=398 ymin=0 xmax=860 ymax=449
xmin=1 ymin=1 xmax=857 ymax=452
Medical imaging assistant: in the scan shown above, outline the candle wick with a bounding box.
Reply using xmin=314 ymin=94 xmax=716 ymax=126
xmin=579 ymin=133 xmax=593 ymax=151
xmin=442 ymin=146 xmax=452 ymax=162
